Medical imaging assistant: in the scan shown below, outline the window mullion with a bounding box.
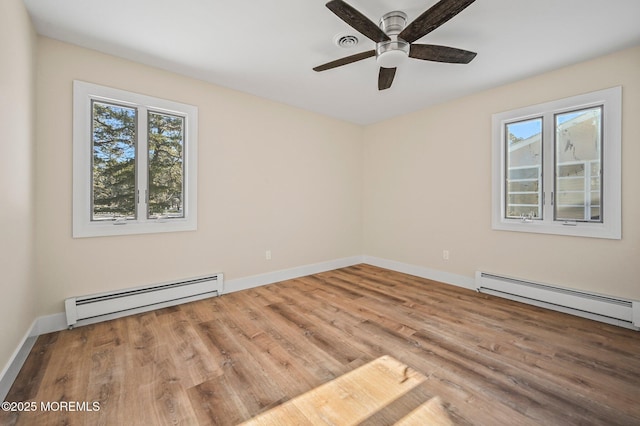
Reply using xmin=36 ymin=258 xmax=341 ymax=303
xmin=542 ymin=112 xmax=554 ymax=223
xmin=137 ymin=106 xmax=149 ymax=222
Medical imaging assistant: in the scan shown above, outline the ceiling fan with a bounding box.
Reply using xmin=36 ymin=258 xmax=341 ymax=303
xmin=313 ymin=0 xmax=477 ymax=90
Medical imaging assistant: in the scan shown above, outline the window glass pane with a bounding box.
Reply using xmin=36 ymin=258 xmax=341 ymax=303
xmin=555 ymin=107 xmax=602 ymax=222
xmin=505 ymin=118 xmax=542 ymax=219
xmin=148 ymin=112 xmax=185 ymax=219
xmin=91 ymin=101 xmax=137 ymax=221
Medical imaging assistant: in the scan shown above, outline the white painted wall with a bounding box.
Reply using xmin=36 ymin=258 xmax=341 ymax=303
xmin=363 ymin=46 xmax=640 ymax=300
xmin=0 ymin=0 xmax=37 ymax=376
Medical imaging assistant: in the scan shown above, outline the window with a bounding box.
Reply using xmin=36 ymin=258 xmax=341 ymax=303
xmin=73 ymin=81 xmax=198 ymax=237
xmin=492 ymin=87 xmax=621 ymax=239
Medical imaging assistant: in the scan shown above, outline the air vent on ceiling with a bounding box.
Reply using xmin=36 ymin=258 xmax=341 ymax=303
xmin=335 ymin=34 xmax=359 ymax=48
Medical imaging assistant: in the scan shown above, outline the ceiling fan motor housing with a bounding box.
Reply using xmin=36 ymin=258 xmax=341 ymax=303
xmin=376 ymin=11 xmax=409 ymax=68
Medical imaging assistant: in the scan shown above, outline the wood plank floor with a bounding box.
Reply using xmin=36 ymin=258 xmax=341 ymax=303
xmin=3 ymin=264 xmax=640 ymax=425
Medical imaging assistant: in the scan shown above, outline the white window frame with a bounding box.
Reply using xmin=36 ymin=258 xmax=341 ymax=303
xmin=73 ymin=80 xmax=198 ymax=238
xmin=492 ymin=86 xmax=621 ymax=239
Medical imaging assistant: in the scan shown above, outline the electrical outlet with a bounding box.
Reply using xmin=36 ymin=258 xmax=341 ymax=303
xmin=443 ymin=250 xmax=450 ymax=260
xmin=265 ymin=250 xmax=272 ymax=261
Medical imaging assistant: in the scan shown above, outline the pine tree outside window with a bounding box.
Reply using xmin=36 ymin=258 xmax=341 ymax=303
xmin=91 ymin=101 xmax=138 ymax=221
xmin=74 ymin=81 xmax=198 ymax=238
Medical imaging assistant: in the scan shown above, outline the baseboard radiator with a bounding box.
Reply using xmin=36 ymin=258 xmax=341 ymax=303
xmin=475 ymin=272 xmax=639 ymax=330
xmin=65 ymin=273 xmax=223 ymax=328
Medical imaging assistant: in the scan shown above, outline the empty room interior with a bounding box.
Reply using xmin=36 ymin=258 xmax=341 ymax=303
xmin=2 ymin=0 xmax=639 ymax=424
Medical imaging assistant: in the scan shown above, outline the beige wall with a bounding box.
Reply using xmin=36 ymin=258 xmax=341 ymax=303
xmin=35 ymin=38 xmax=363 ymax=316
xmin=363 ymin=46 xmax=640 ymax=300
xmin=0 ymin=0 xmax=37 ymax=371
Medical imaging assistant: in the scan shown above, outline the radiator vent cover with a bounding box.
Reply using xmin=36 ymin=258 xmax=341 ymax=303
xmin=475 ymin=271 xmax=639 ymax=330
xmin=65 ymin=273 xmax=223 ymax=327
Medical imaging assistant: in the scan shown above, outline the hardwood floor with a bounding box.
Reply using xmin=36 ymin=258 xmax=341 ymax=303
xmin=3 ymin=264 xmax=640 ymax=425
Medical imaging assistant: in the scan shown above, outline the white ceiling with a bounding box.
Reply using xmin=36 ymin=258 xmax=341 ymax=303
xmin=24 ymin=0 xmax=640 ymax=125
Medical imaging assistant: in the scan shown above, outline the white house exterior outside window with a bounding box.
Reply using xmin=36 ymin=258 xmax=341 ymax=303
xmin=491 ymin=87 xmax=621 ymax=239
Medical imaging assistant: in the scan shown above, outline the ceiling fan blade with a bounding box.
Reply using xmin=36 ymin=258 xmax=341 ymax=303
xmin=378 ymin=67 xmax=396 ymax=90
xmin=326 ymin=0 xmax=390 ymax=43
xmin=399 ymin=0 xmax=476 ymax=43
xmin=313 ymin=50 xmax=375 ymax=72
xmin=409 ymin=44 xmax=477 ymax=64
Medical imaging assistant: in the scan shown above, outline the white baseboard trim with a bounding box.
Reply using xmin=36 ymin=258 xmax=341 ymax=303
xmin=33 ymin=312 xmax=68 ymax=335
xmin=223 ymin=255 xmax=365 ymax=294
xmin=362 ymin=255 xmax=475 ymax=290
xmin=0 ymin=312 xmax=68 ymax=401
xmin=0 ymin=322 xmax=37 ymax=401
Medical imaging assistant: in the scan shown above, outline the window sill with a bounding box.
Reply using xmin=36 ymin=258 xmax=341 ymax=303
xmin=73 ymin=218 xmax=197 ymax=238
xmin=492 ymin=218 xmax=620 ymax=240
